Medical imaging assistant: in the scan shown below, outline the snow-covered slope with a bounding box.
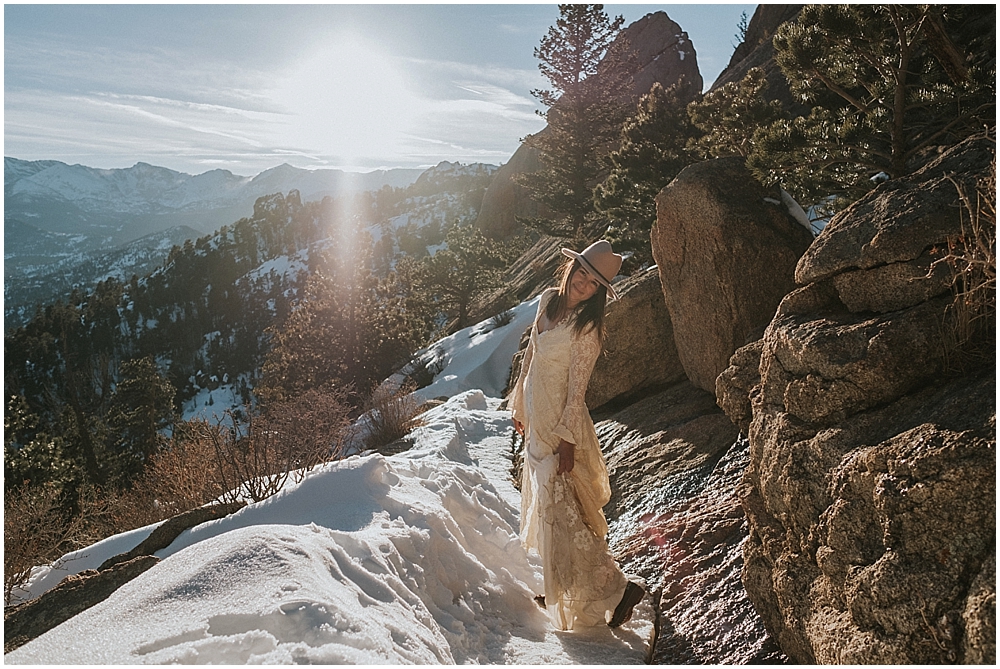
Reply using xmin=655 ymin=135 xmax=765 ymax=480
xmin=400 ymin=295 xmax=539 ymax=402
xmin=7 ymin=391 xmax=653 ymax=665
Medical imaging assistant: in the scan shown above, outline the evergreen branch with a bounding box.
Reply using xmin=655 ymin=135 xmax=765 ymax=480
xmin=811 ymin=68 xmax=871 ymax=113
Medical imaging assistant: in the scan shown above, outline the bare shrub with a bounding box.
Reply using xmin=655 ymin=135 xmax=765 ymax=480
xmin=145 ymin=420 xmax=230 ymax=511
xmin=363 ymin=382 xmax=424 ymax=453
xmin=206 ymin=386 xmax=352 ymax=503
xmin=4 ymin=484 xmax=87 ymax=605
xmin=75 ymin=421 xmax=235 ymax=540
xmin=937 ymin=166 xmax=996 ymax=368
xmin=262 ymin=385 xmax=353 ymax=483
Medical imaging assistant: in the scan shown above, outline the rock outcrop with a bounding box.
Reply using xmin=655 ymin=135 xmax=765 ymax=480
xmin=710 ymin=5 xmax=804 ymax=113
xmin=597 ymin=382 xmax=784 ymax=663
xmin=587 ymin=267 xmax=686 ymax=410
xmin=4 ymin=556 xmax=159 ymax=654
xmin=720 ymin=137 xmax=996 ymax=663
xmin=477 ymin=11 xmax=703 ymax=239
xmin=99 ymin=501 xmax=246 ymax=570
xmin=650 ymin=157 xmax=814 ymax=395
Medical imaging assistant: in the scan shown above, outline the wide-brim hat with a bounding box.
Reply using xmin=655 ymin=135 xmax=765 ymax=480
xmin=561 ymin=239 xmax=623 ymax=300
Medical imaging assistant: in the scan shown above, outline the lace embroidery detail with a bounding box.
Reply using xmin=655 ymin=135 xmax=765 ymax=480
xmin=542 ymin=474 xmax=627 ymax=629
xmin=554 ymin=325 xmax=601 ymax=444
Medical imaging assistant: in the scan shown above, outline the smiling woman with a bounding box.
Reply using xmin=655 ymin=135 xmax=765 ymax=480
xmin=274 ymin=36 xmax=423 ymax=167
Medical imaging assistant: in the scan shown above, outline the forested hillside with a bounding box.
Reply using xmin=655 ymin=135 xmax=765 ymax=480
xmin=4 ymin=161 xmax=519 ymax=518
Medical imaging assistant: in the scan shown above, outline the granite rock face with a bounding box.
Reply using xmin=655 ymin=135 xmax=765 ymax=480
xmin=651 ymin=157 xmax=814 ymax=394
xmin=477 ymin=11 xmax=703 ymax=239
xmin=710 ymin=5 xmax=804 ymax=113
xmin=587 ymin=267 xmax=686 ymax=411
xmin=796 ymin=137 xmax=996 ymax=287
xmin=720 ymin=137 xmax=996 ymax=663
xmin=597 ymin=382 xmax=784 ymax=664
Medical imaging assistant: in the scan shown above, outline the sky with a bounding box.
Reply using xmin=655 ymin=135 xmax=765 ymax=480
xmin=4 ymin=3 xmax=756 ymax=176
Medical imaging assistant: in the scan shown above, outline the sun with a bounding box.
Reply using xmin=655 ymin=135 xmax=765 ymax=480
xmin=274 ymin=36 xmax=422 ymax=167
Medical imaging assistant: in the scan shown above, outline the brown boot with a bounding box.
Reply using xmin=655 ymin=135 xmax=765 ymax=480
xmin=608 ymin=581 xmax=644 ymax=628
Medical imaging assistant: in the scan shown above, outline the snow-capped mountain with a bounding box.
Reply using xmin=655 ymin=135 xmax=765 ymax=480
xmin=5 ymin=157 xmax=424 ymax=222
xmin=3 ymin=158 xmax=427 ymax=264
xmin=3 ymin=158 xmax=485 ymax=329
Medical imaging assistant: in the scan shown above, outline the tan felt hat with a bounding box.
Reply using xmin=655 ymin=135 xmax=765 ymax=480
xmin=561 ymin=239 xmax=623 ymax=300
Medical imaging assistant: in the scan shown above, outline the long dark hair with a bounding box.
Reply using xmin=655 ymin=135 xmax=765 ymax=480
xmin=545 ymin=258 xmax=608 ymax=342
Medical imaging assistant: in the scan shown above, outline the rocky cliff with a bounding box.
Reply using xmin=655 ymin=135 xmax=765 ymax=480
xmin=476 ymin=11 xmax=703 ymax=239
xmin=719 ymin=136 xmax=996 ymax=663
xmin=709 ymin=4 xmax=804 ymax=112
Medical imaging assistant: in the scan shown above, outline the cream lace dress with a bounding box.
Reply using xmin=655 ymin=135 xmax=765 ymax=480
xmin=508 ymin=288 xmax=628 ymax=630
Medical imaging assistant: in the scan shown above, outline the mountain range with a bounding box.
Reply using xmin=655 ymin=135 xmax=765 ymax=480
xmin=3 ymin=158 xmax=436 ymax=327
xmin=5 ymin=157 xmax=425 ymax=244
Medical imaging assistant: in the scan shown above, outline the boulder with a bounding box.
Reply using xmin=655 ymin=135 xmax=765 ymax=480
xmin=725 ymin=136 xmax=996 ymax=663
xmin=477 ymin=11 xmax=703 ymax=239
xmin=650 ymin=157 xmax=814 ymax=395
xmin=796 ymin=136 xmax=995 ymax=286
xmin=740 ymin=366 xmax=995 ymax=664
xmin=587 ymin=267 xmax=686 ymax=410
xmin=597 ymin=381 xmax=784 ymax=663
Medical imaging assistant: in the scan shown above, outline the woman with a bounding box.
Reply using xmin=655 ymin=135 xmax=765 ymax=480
xmin=508 ymin=239 xmax=644 ymax=631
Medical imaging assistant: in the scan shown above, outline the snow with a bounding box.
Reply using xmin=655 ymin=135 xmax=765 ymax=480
xmin=182 ymin=382 xmax=244 ymax=423
xmin=406 ymin=295 xmax=540 ymax=402
xmin=780 ymin=188 xmax=815 ymax=235
xmin=7 ymin=391 xmax=654 ymax=665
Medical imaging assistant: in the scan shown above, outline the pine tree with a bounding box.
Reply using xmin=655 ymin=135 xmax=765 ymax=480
xmin=594 ymin=79 xmax=701 ymax=268
xmin=4 ymin=395 xmax=82 ymax=495
xmin=686 ymin=67 xmax=786 ymax=160
xmin=415 ymin=222 xmax=525 ymax=330
xmin=750 ymin=4 xmax=995 ymax=210
xmin=257 ymin=227 xmax=426 ymax=407
xmin=105 ymin=356 xmax=176 ymax=484
xmin=516 ymin=4 xmax=635 ymax=241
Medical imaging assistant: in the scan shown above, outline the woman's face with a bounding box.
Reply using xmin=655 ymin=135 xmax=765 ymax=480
xmin=567 ymin=263 xmax=601 ymax=308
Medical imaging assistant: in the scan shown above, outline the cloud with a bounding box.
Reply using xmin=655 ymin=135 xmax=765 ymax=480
xmin=5 ymin=15 xmax=547 ymax=173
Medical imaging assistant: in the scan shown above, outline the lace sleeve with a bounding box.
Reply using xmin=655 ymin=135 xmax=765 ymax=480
xmin=552 ymin=324 xmax=601 ymax=446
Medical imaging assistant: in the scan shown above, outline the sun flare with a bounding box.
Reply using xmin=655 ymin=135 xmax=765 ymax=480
xmin=275 ymin=36 xmax=422 ymax=166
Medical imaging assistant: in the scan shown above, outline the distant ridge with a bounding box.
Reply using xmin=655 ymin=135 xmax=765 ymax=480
xmin=4 ymin=157 xmax=426 ymax=233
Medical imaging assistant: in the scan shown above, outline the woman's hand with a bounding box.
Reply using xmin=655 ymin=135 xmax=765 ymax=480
xmin=556 ymin=439 xmax=575 ymax=474
xmin=513 ymin=419 xmax=525 ymax=436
